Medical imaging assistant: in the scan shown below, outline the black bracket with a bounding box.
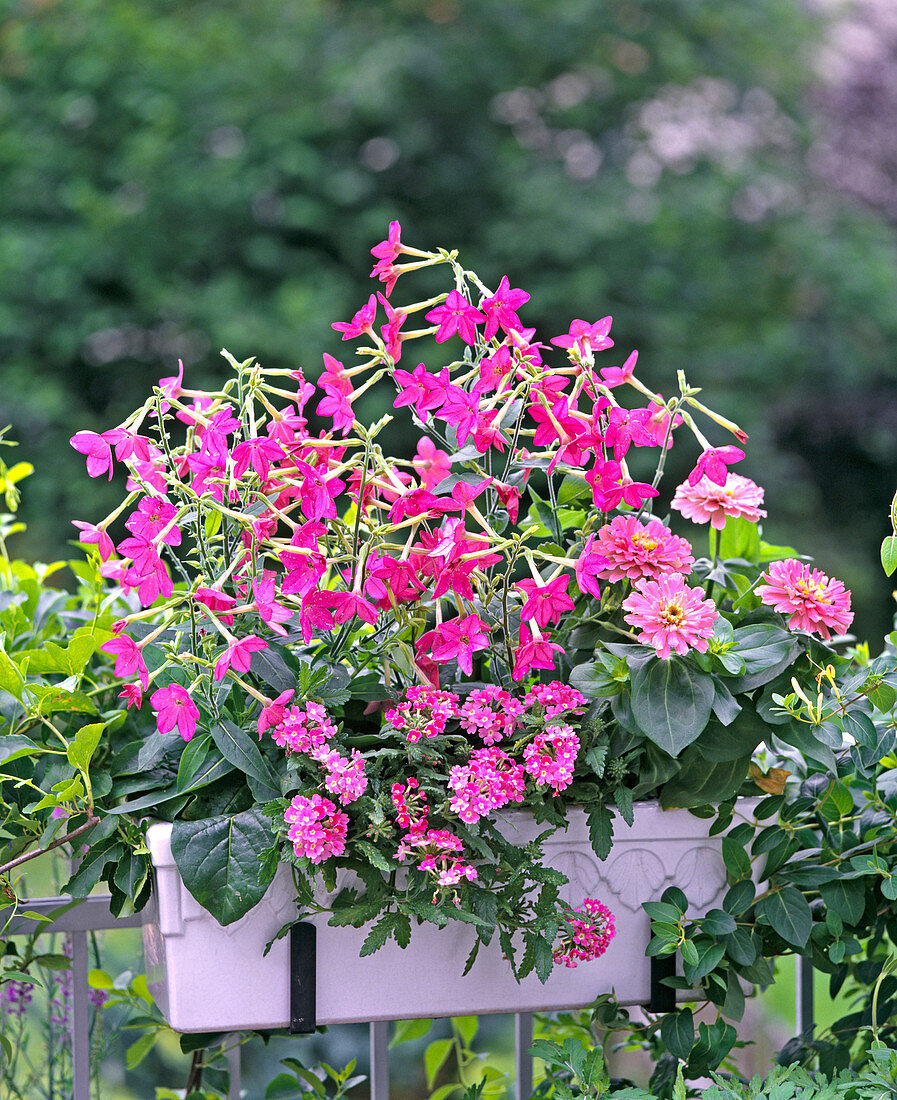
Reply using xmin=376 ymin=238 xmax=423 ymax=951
xmin=289 ymin=922 xmax=317 ymax=1033
xmin=648 ymin=953 xmax=676 ymax=1013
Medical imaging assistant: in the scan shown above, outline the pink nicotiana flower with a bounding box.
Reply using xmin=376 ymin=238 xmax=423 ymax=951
xmin=622 ymin=572 xmax=719 ymax=660
xmin=70 ymin=431 xmax=115 ymax=480
xmin=370 ymin=220 xmax=404 ymax=296
xmin=480 ymin=276 xmax=530 ymax=340
xmin=512 ymin=623 xmax=564 ymax=681
xmin=671 ymin=472 xmax=767 ymax=530
xmin=594 ymin=515 xmax=694 ymax=584
xmin=413 ymin=436 xmax=452 ymax=490
xmin=428 ymin=614 xmax=491 ymax=675
xmin=213 ymin=634 xmax=268 ymax=681
xmin=101 ymin=633 xmax=149 ymax=690
xmin=284 ymin=794 xmax=349 ymax=863
xmin=124 ymin=496 xmax=182 ymax=546
xmin=71 ymin=520 xmax=114 ymax=561
xmin=550 ymin=317 xmax=613 ymax=361
xmin=150 ymin=684 xmax=199 ymax=741
xmin=756 ymin=558 xmax=853 ymax=641
xmin=516 ymin=575 xmax=575 ymax=628
xmin=119 ymin=683 xmax=143 ymax=710
xmin=599 ymin=349 xmax=638 ymax=388
xmin=425 ymin=291 xmax=486 ymax=345
xmin=194 ymin=586 xmax=238 ymax=625
xmin=331 ymin=294 xmax=377 ymax=340
xmin=687 ymin=445 xmax=745 ymax=488
xmin=553 ymin=898 xmax=616 ymax=968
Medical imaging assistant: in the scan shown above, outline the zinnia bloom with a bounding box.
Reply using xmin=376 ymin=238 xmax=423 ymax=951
xmin=622 ymin=573 xmax=718 ymax=659
xmin=594 ymin=515 xmax=694 ymax=583
xmin=671 ymin=473 xmax=767 ymax=530
xmin=756 ymin=558 xmax=853 ymax=640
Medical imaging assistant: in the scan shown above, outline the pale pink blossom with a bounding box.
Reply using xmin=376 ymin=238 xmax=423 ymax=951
xmin=622 ymin=573 xmax=718 ymax=660
xmin=757 ymin=558 xmax=853 ymax=641
xmin=671 ymin=472 xmax=766 ymax=530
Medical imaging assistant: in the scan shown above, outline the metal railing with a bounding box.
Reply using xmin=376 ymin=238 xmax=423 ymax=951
xmin=5 ymin=895 xmax=816 ymax=1100
xmin=4 ymin=894 xmax=540 ymax=1100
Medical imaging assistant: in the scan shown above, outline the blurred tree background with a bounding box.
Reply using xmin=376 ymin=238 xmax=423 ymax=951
xmin=3 ymin=0 xmax=897 ymax=640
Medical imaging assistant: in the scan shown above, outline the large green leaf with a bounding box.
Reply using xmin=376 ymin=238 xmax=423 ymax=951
xmin=660 ymin=750 xmax=750 ymax=809
xmin=630 ymin=658 xmax=714 ymax=757
xmin=726 ymin=625 xmax=800 ymax=692
xmin=170 ymin=808 xmax=277 ymax=926
xmin=211 ymin=719 xmax=280 ymax=796
xmin=695 ymin=710 xmax=768 ymax=762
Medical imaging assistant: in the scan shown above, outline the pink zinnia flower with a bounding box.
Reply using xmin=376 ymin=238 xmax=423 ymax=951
xmin=594 ymin=516 xmax=694 ymax=583
xmin=622 ymin=573 xmax=718 ymax=660
xmin=756 ymin=558 xmax=853 ymax=641
xmin=671 ymin=472 xmax=767 ymax=530
xmin=150 ymin=684 xmax=200 ymax=741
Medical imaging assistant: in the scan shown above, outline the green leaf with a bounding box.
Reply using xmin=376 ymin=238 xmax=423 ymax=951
xmin=176 ymin=733 xmax=211 ymax=792
xmin=170 ymin=808 xmax=277 ymax=926
xmin=700 ymin=909 xmax=737 ymax=936
xmin=881 ymin=536 xmax=897 ymax=576
xmin=719 ymin=516 xmax=761 ymax=563
xmin=721 ymin=837 xmax=752 ymax=881
xmin=0 ymin=646 xmax=24 ymax=700
xmin=630 ymin=658 xmax=714 ymax=757
xmin=727 ymin=625 xmax=800 ymax=690
xmin=126 ymin=1031 xmax=157 ymax=1070
xmin=660 ymin=751 xmax=750 ymax=809
xmin=66 ymin=721 xmax=105 ymax=773
xmin=820 ymin=878 xmax=866 ymax=927
xmin=0 ymin=734 xmax=47 ymax=764
xmin=587 ymin=804 xmax=614 ymax=860
xmin=425 ymin=1038 xmax=454 ymax=1088
xmin=660 ymin=1009 xmax=695 ymax=1061
xmin=722 ymin=880 xmax=755 ymax=916
xmin=455 ymin=1015 xmax=478 ymax=1045
xmin=210 ymin=719 xmax=280 ymax=796
xmin=758 ymin=886 xmax=812 ymax=947
xmin=695 ymin=713 xmax=766 ymax=763
xmin=390 ymin=1018 xmax=434 ymax=1048
xmin=613 ymin=785 xmax=634 ymax=826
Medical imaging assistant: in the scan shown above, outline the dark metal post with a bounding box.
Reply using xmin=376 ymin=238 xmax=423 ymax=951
xmin=289 ymin=922 xmax=316 ymax=1034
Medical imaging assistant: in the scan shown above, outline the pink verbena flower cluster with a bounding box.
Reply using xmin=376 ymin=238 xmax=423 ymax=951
xmin=553 ymin=898 xmax=616 ymax=968
xmin=285 ymin=793 xmax=349 ymax=863
xmin=384 ymin=686 xmax=461 ymax=742
xmin=270 ymin=701 xmax=338 ymax=756
xmin=522 ymin=724 xmax=580 ymax=793
xmin=448 ymin=747 xmax=526 ymax=823
xmin=395 ymin=829 xmax=478 ymax=889
xmin=459 ymin=685 xmax=524 ymax=744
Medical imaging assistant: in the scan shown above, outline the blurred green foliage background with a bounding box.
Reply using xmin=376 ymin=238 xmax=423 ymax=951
xmin=3 ymin=0 xmax=897 ymax=639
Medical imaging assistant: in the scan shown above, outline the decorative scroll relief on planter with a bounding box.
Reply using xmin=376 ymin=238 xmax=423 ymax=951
xmin=143 ymin=799 xmax=761 ymax=1033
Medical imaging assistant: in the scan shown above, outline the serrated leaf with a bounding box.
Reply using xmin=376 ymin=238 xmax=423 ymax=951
xmin=587 ymin=804 xmax=614 ymax=860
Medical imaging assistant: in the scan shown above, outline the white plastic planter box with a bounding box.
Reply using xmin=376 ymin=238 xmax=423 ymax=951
xmin=143 ymin=801 xmax=758 ymax=1032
